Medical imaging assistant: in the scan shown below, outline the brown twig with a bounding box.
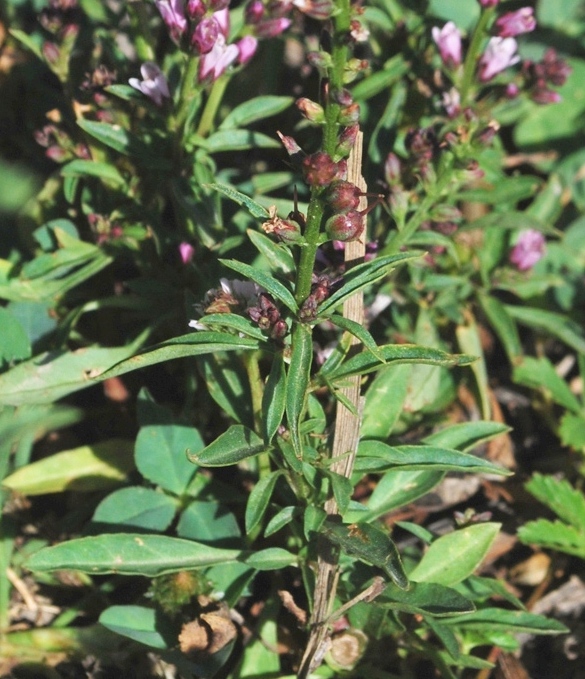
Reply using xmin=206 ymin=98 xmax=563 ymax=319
xmin=297 ymin=132 xmax=367 ymax=678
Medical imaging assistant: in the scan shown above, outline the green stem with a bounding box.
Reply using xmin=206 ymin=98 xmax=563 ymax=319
xmin=459 ymin=6 xmax=496 ymax=106
xmin=196 ymin=74 xmax=230 ymax=138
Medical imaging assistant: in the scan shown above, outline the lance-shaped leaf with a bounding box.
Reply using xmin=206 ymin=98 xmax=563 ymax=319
xmin=322 ymin=344 xmax=476 ymax=383
xmin=423 ymin=421 xmax=511 ymax=453
xmin=354 ymin=441 xmax=511 ymax=476
xmin=323 ymin=520 xmax=408 ymax=589
xmin=247 ymin=230 xmax=295 ymax=274
xmin=262 ymin=353 xmax=287 ymax=444
xmin=376 ymin=581 xmax=475 ymax=617
xmin=219 ymin=259 xmax=297 ymax=313
xmin=195 ymin=313 xmax=266 ymax=340
xmin=504 ymin=305 xmax=585 ymax=354
xmin=327 ymin=314 xmax=383 ymax=360
xmin=442 ymin=608 xmax=568 ymax=635
xmin=98 ymin=332 xmax=262 ymax=381
xmin=202 ymin=130 xmax=281 ymax=153
xmin=245 ymin=471 xmax=284 ymax=534
xmin=61 ymin=159 xmax=126 ymax=187
xmin=99 ymin=606 xmax=173 ymax=650
xmin=188 ymin=425 xmax=267 ymax=467
xmin=317 ymin=252 xmax=419 ymax=316
xmin=219 ymin=96 xmax=293 ymax=129
xmin=205 ymin=183 xmax=269 ymax=219
xmin=286 ymin=324 xmax=313 ymax=458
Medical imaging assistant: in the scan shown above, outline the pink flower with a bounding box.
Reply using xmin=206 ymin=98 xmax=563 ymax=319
xmin=479 ymin=0 xmax=499 ymax=6
xmin=129 ymin=62 xmax=170 ymax=105
xmin=478 ymin=37 xmax=520 ymax=81
xmin=192 ymin=16 xmax=220 ymax=54
xmin=179 ymin=242 xmax=195 ymax=264
xmin=495 ymin=8 xmax=536 ymax=38
xmin=236 ymin=36 xmax=258 ymax=64
xmin=199 ymin=34 xmax=239 ymax=81
xmin=509 ymin=229 xmax=546 ymax=270
xmin=432 ymin=21 xmax=462 ymax=68
xmin=213 ymin=7 xmax=230 ymax=36
xmin=254 ymin=16 xmax=291 ymax=38
xmin=442 ymin=87 xmax=461 ymax=117
xmin=154 ymin=0 xmax=187 ymax=43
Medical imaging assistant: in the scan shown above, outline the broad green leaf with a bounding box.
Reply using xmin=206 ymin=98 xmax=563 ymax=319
xmin=219 ymin=96 xmax=293 ymax=129
xmin=77 ymin=120 xmax=171 ymax=169
xmin=135 ymin=423 xmax=200 ymax=498
xmin=0 ymin=308 xmax=31 ymax=364
xmin=524 ymin=473 xmax=585 ymax=530
xmin=286 ymin=324 xmax=313 ymax=458
xmin=262 ymin=353 xmax=287 ymax=444
xmin=318 ymin=252 xmax=419 ymax=316
xmin=61 ymin=159 xmax=126 ymax=186
xmin=409 ymin=523 xmax=501 ymax=587
xmin=26 ymin=534 xmax=242 ymax=576
xmin=423 ymin=421 xmax=510 ymax=453
xmin=323 ymin=520 xmax=408 ymax=589
xmin=177 ymin=500 xmax=241 ymax=546
xmin=477 ymin=293 xmax=522 ymax=361
xmin=219 ymin=259 xmax=297 ymax=312
xmin=244 ymin=547 xmax=297 ymax=570
xmin=98 ymin=332 xmax=261 ymax=381
xmin=323 ymin=344 xmax=476 ymax=382
xmin=247 ymin=229 xmax=295 ymax=274
xmin=3 ymin=439 xmax=134 ymax=494
xmin=205 ymin=183 xmax=269 ymax=219
xmin=443 ymin=608 xmax=568 ymax=635
xmin=504 ymin=305 xmax=585 ymax=354
xmin=345 ymin=470 xmax=444 ymax=524
xmin=92 ymin=487 xmax=176 ymax=532
xmin=245 ymin=471 xmax=284 ymax=534
xmin=99 ymin=605 xmax=173 ymax=649
xmin=0 ymin=341 xmax=143 ymax=406
xmin=376 ymin=581 xmax=475 ymax=617
xmin=354 ymin=442 xmax=511 ymax=476
xmin=188 ymin=425 xmax=267 ymax=466
xmin=202 ymin=130 xmax=280 ymax=153
xmin=513 ymin=356 xmax=582 ymax=413
xmin=232 ymin=597 xmax=280 ymax=678
xmin=518 ymin=518 xmax=585 ymax=558
xmin=559 ymin=412 xmax=585 ymax=451
xmin=361 ymin=364 xmax=410 ymax=439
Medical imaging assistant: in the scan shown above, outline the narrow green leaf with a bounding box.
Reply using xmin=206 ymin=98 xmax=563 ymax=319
xmin=318 ymin=252 xmax=419 ymax=315
xmin=264 ymin=506 xmax=298 ymax=537
xmin=513 ymin=356 xmax=582 ymax=413
xmin=195 ymin=313 xmax=266 ymax=340
xmin=262 ymin=353 xmax=287 ymax=444
xmin=423 ymin=421 xmax=511 ymax=453
xmin=324 ymin=471 xmax=353 ymax=515
xmin=323 ymin=520 xmax=408 ymax=589
xmin=26 ymin=534 xmax=242 ymax=576
xmin=477 ymin=293 xmax=522 ymax=361
xmin=505 ymin=305 xmax=585 ymax=354
xmin=219 ymin=96 xmax=293 ymax=129
xmin=351 ymin=55 xmax=409 ymax=100
xmin=245 ymin=471 xmax=283 ymax=534
xmin=99 ymin=606 xmax=171 ymax=650
xmin=410 ymin=523 xmax=501 ymax=587
xmin=61 ymin=159 xmax=126 ymax=186
xmin=244 ymin=547 xmax=297 ymax=570
xmin=443 ymin=607 xmax=568 ymax=635
xmin=456 ymin=317 xmax=490 ymax=419
xmin=219 ymin=259 xmax=297 ymax=312
xmin=328 ymin=314 xmax=383 ymax=359
xmin=205 ymin=183 xmax=269 ymax=219
xmin=376 ymin=581 xmax=475 ymax=617
xmin=99 ymin=332 xmax=261 ymax=381
xmin=361 ymin=364 xmax=410 ymax=439
xmin=286 ymin=324 xmax=313 ymax=459
xmin=354 ymin=442 xmax=511 ymax=476
xmin=457 ymin=176 xmax=541 ymax=204
xmin=188 ymin=424 xmax=267 ymax=466
xmin=247 ymin=229 xmax=295 ymax=274
xmin=202 ymin=130 xmax=280 ymax=153
xmin=3 ymin=439 xmax=134 ymax=494
xmin=9 ymin=29 xmax=44 ymax=60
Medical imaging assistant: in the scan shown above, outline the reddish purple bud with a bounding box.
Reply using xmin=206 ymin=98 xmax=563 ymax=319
xmin=254 ymin=16 xmax=291 ymax=38
xmin=42 ymin=41 xmax=60 ymax=64
xmin=192 ymin=17 xmax=220 ymax=54
xmin=384 ymin=152 xmax=401 ymax=185
xmin=510 ymin=229 xmax=546 ymax=270
xmin=307 ymin=50 xmax=333 ymax=74
xmin=276 ymin=131 xmax=302 ymax=157
xmin=237 ymin=35 xmax=258 ymax=64
xmin=179 ymin=241 xmax=195 ymax=264
xmin=154 ymin=0 xmax=188 ymax=43
xmin=495 ymin=8 xmax=536 ymax=38
xmin=245 ymin=0 xmax=265 ymax=23
xmin=336 ymin=124 xmax=359 ymax=157
xmin=262 ymin=206 xmax=303 ymax=242
xmin=475 ymin=120 xmax=500 ymax=145
xmin=302 ymin=152 xmax=338 ymax=186
xmin=325 ymin=211 xmax=364 ymax=242
xmin=45 ymin=145 xmax=68 ymax=162
xmin=478 ymin=37 xmax=520 ymax=81
xmin=296 ymin=97 xmax=325 ymax=123
xmin=338 ymin=102 xmax=360 ymax=125
xmin=325 ymin=181 xmax=361 ymax=212
xmin=432 ymin=21 xmax=462 ymax=68
xmin=532 ymin=87 xmax=562 ymax=104
xmin=187 ymin=0 xmax=206 ymax=19
xmin=506 ymin=82 xmax=520 ymax=98
xmin=209 ymin=0 xmax=230 ymax=10
xmin=541 ymin=48 xmax=572 ymax=86
xmin=331 ymin=88 xmax=353 ymax=106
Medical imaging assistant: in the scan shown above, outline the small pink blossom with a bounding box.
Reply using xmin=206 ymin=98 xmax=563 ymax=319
xmin=154 ymin=0 xmax=187 ymax=43
xmin=509 ymin=229 xmax=546 ymax=271
xmin=478 ymin=36 xmax=520 ymax=81
xmin=495 ymin=8 xmax=536 ymax=38
xmin=129 ymin=62 xmax=170 ymax=106
xmin=192 ymin=16 xmax=220 ymax=54
xmin=236 ymin=36 xmax=258 ymax=64
xmin=179 ymin=242 xmax=195 ymax=264
xmin=432 ymin=21 xmax=462 ymax=68
xmin=254 ymin=16 xmax=291 ymax=38
xmin=213 ymin=7 xmax=230 ymax=36
xmin=442 ymin=87 xmax=461 ymax=117
xmin=199 ymin=34 xmax=239 ymax=81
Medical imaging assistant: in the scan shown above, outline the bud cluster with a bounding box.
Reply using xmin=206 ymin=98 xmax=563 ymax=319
xmin=247 ymin=293 xmax=288 ymax=339
xmin=522 ymin=49 xmax=572 ymax=104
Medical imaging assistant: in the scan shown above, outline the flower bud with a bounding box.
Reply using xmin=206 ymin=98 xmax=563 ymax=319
xmin=338 ymin=102 xmax=360 ymax=125
xmin=325 ymin=180 xmax=361 ymax=212
xmin=494 ymin=8 xmax=536 ymax=38
xmin=331 ymin=88 xmax=353 ymax=106
xmin=384 ymin=152 xmax=401 ymax=185
xmin=245 ymin=0 xmax=265 ymax=22
xmin=336 ymin=124 xmax=359 ymax=157
xmin=296 ymin=97 xmax=325 ymax=123
xmin=42 ymin=41 xmax=60 ymax=64
xmin=302 ymin=152 xmax=338 ymax=186
xmin=325 ymin=211 xmax=364 ymax=242
xmin=192 ymin=17 xmax=220 ymax=54
xmin=237 ymin=36 xmax=258 ymax=64
xmin=276 ymin=131 xmax=303 ymax=157
xmin=307 ymin=50 xmax=333 ymax=75
xmin=187 ymin=0 xmax=206 ymax=19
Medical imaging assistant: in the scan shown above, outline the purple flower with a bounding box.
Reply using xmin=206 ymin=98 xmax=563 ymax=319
xmin=236 ymin=35 xmax=258 ymax=64
xmin=432 ymin=21 xmax=462 ymax=68
xmin=479 ymin=0 xmax=499 ymax=6
xmin=192 ymin=17 xmax=220 ymax=54
xmin=495 ymin=8 xmax=536 ymax=38
xmin=478 ymin=37 xmax=520 ymax=81
xmin=509 ymin=229 xmax=546 ymax=270
xmin=129 ymin=62 xmax=170 ymax=105
xmin=154 ymin=0 xmax=187 ymax=43
xmin=199 ymin=34 xmax=239 ymax=81
xmin=179 ymin=242 xmax=195 ymax=264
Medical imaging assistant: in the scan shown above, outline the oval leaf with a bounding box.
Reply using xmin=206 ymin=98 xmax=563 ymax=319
xmin=188 ymin=425 xmax=267 ymax=466
xmin=99 ymin=606 xmax=172 ymax=649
